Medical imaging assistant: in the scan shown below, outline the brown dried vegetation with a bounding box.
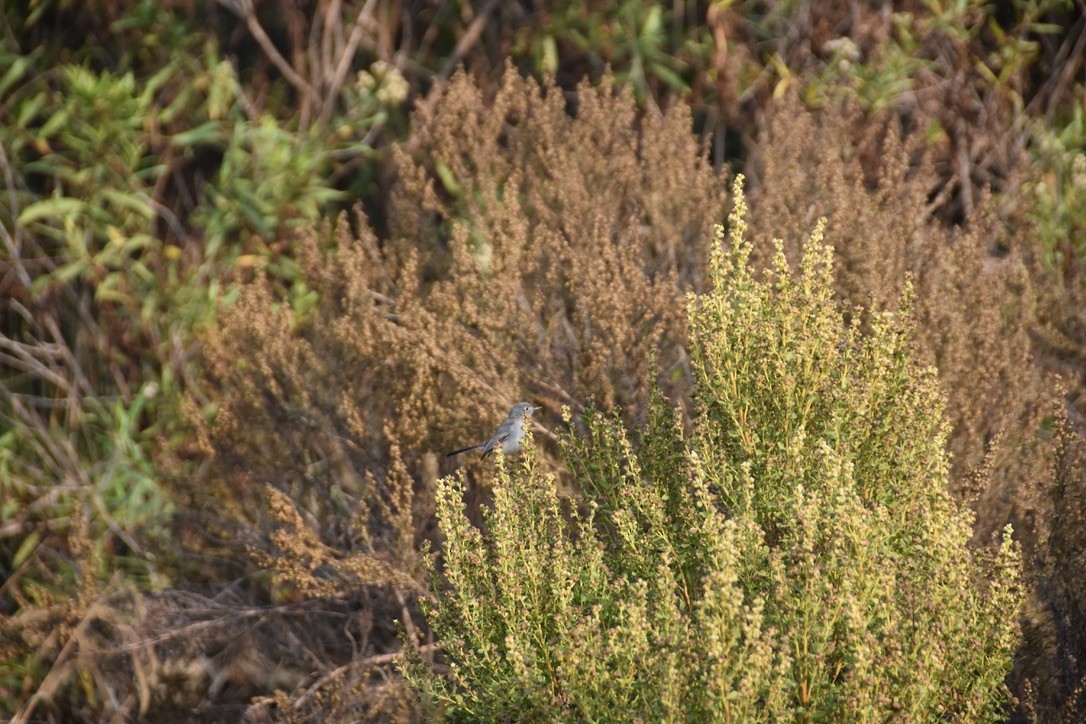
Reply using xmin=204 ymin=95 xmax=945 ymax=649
xmin=191 ymin=75 xmax=1086 ymax=718
xmin=175 ymin=66 xmax=728 ymax=718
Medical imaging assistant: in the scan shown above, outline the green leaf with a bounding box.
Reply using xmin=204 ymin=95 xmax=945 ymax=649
xmin=171 ymin=120 xmax=228 ymax=147
xmin=142 ymin=62 xmax=178 ymax=102
xmin=435 ymin=159 xmax=462 ymax=196
xmin=542 ymin=36 xmax=559 ymax=75
xmin=96 ymin=286 xmax=135 ymax=305
xmin=38 ymin=107 xmax=71 ymax=139
xmin=18 ymin=197 xmax=87 ymax=226
xmin=159 ymin=84 xmax=196 ymax=125
xmin=98 ymin=188 xmax=155 ymax=220
xmin=641 ymin=5 xmax=662 ymax=38
xmin=208 ymin=60 xmax=238 ymax=120
xmin=52 ymin=259 xmax=91 ymax=284
xmin=0 ymin=55 xmax=31 ymax=98
xmin=651 ymin=62 xmax=688 ymax=93
xmin=12 ymin=529 xmax=43 ymax=568
xmin=16 ymin=93 xmax=47 ymax=128
xmin=1030 ymin=22 xmax=1063 ymax=35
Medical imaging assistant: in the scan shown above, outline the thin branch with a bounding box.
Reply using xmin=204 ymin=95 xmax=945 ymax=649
xmin=215 ymin=0 xmax=320 ymax=107
xmin=438 ymin=0 xmax=501 ymax=82
xmin=291 ymin=644 xmax=440 ymax=710
xmin=406 ymin=0 xmax=502 ymax=148
xmin=0 ymin=141 xmax=31 ymax=289
xmin=317 ymin=0 xmax=380 ymax=129
xmin=11 ymin=598 xmax=116 ymax=724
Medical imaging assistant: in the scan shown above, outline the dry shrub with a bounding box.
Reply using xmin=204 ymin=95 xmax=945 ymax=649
xmin=387 ymin=63 xmax=724 ymax=424
xmin=198 ymin=60 xmax=726 ymax=523
xmin=747 ymin=95 xmax=1086 ymax=719
xmin=748 ymin=97 xmax=1039 ymax=480
xmin=1 ymin=509 xmax=161 ymax=722
xmin=1006 ymin=402 xmax=1086 ymax=720
xmin=165 ymin=65 xmax=727 ymax=716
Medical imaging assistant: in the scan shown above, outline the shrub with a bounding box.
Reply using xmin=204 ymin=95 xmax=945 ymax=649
xmin=0 ymin=27 xmax=381 ymax=717
xmin=747 ymin=96 xmax=1043 ymax=486
xmin=747 ymin=96 xmax=1086 ymax=716
xmin=198 ymin=64 xmax=725 ymax=516
xmin=123 ymin=65 xmax=727 ymax=718
xmin=412 ymin=177 xmax=1023 ymax=721
xmin=390 ymin=64 xmax=724 ymax=420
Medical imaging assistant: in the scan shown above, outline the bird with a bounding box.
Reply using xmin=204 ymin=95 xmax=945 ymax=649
xmin=446 ymin=402 xmax=540 ymax=458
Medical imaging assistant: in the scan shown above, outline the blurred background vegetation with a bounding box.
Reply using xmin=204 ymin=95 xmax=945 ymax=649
xmin=2 ymin=0 xmax=1086 ymax=720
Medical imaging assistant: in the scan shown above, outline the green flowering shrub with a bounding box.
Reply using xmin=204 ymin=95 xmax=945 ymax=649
xmin=411 ymin=177 xmax=1023 ymax=721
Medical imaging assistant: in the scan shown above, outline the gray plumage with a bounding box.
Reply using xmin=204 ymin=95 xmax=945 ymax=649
xmin=446 ymin=402 xmax=540 ymax=458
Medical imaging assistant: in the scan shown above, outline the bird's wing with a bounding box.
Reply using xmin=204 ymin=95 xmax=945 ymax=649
xmin=481 ymin=421 xmax=513 ymax=458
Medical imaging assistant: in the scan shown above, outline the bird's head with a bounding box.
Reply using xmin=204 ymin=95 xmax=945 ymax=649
xmin=511 ymin=402 xmax=540 ymax=418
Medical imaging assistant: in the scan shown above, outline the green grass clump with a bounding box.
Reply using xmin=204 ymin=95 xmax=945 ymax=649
xmin=410 ymin=177 xmax=1023 ymax=721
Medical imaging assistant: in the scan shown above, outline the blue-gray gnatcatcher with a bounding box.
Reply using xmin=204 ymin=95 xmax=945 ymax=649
xmin=446 ymin=402 xmax=540 ymax=458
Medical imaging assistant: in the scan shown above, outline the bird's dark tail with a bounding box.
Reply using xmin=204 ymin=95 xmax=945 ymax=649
xmin=446 ymin=443 xmax=483 ymax=457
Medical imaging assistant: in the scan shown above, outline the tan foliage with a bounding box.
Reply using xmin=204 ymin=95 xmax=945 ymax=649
xmin=179 ymin=65 xmax=727 ymax=717
xmin=389 ymin=64 xmax=723 ymax=419
xmin=748 ymin=97 xmax=1040 ymax=482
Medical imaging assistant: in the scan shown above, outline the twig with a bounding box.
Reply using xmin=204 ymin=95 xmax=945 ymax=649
xmin=406 ymin=0 xmax=501 ymax=147
xmin=317 ymin=0 xmax=379 ymax=129
xmin=137 ymin=191 xmax=188 ymax=244
xmin=88 ymin=600 xmax=347 ymax=654
xmin=11 ymin=598 xmax=114 ymax=724
xmin=0 ymin=141 xmax=31 ymax=289
xmin=396 ymin=589 xmax=418 ymax=647
xmin=215 ymin=0 xmax=320 ymax=106
xmin=291 ymin=644 xmax=440 ymax=710
xmin=438 ymin=0 xmax=501 ymax=82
